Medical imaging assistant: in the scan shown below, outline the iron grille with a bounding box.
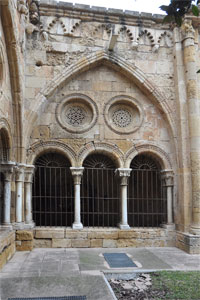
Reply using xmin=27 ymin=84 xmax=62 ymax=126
xmin=0 ymin=172 xmax=4 ymax=224
xmin=32 ymin=153 xmax=74 ymax=227
xmin=81 ymin=167 xmax=119 ymax=227
xmin=128 ymin=155 xmax=167 ymax=227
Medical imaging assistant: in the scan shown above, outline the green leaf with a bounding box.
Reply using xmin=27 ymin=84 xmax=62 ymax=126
xmin=197 ymin=69 xmax=200 ymax=73
xmin=175 ymin=16 xmax=183 ymax=26
xmin=162 ymin=15 xmax=174 ymax=23
xmin=159 ymin=5 xmax=170 ymax=12
xmin=192 ymin=4 xmax=199 ymax=16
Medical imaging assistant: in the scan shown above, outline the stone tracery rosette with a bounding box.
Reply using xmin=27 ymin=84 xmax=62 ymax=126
xmin=104 ymin=95 xmax=143 ymax=134
xmin=56 ymin=94 xmax=98 ymax=133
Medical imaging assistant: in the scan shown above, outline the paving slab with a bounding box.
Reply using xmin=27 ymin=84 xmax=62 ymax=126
xmin=0 ymin=247 xmax=199 ymax=300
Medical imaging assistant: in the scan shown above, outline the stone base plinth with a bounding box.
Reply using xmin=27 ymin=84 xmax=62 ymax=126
xmin=33 ymin=227 xmax=176 ymax=248
xmin=176 ymin=231 xmax=200 ymax=254
xmin=0 ymin=231 xmax=16 ymax=270
xmin=16 ymin=230 xmax=34 ymax=251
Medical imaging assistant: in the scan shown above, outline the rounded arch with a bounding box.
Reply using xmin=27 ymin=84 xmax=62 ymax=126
xmin=24 ymin=50 xmax=176 ymax=148
xmin=0 ymin=118 xmax=12 ymax=161
xmin=27 ymin=140 xmax=77 ymax=167
xmin=78 ymin=141 xmax=124 ymax=168
xmin=125 ymin=143 xmax=173 ymax=170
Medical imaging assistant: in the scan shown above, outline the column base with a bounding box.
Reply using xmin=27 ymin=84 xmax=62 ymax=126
xmin=12 ymin=222 xmax=25 ymax=230
xmin=0 ymin=224 xmax=13 ymax=230
xmin=161 ymin=223 xmax=175 ymax=230
xmin=190 ymin=225 xmax=200 ymax=235
xmin=118 ymin=223 xmax=130 ymax=230
xmin=24 ymin=221 xmax=35 ymax=229
xmin=72 ymin=222 xmax=83 ymax=230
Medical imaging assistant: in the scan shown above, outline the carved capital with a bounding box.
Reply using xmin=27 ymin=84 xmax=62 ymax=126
xmin=0 ymin=162 xmax=15 ymax=180
xmin=181 ymin=19 xmax=195 ymax=41
xmin=15 ymin=164 xmax=25 ymax=182
xmin=24 ymin=165 xmax=35 ymax=183
xmin=70 ymin=167 xmax=84 ymax=185
xmin=161 ymin=170 xmax=174 ymax=187
xmin=116 ymin=168 xmax=132 ymax=186
xmin=18 ymin=0 xmax=29 ymax=15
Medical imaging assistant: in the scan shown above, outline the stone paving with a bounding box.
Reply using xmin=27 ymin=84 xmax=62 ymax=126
xmin=0 ymin=247 xmax=199 ymax=300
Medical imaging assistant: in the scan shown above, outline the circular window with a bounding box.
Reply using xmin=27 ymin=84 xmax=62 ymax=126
xmin=56 ymin=94 xmax=98 ymax=133
xmin=104 ymin=96 xmax=143 ymax=134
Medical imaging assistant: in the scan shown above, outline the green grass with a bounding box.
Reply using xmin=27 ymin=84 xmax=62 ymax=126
xmin=151 ymin=271 xmax=200 ymax=299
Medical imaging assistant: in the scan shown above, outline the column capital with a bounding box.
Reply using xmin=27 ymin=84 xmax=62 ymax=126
xmin=161 ymin=170 xmax=174 ymax=187
xmin=70 ymin=167 xmax=84 ymax=185
xmin=116 ymin=168 xmax=132 ymax=186
xmin=15 ymin=164 xmax=26 ymax=182
xmin=181 ymin=19 xmax=195 ymax=43
xmin=24 ymin=165 xmax=35 ymax=183
xmin=0 ymin=162 xmax=15 ymax=181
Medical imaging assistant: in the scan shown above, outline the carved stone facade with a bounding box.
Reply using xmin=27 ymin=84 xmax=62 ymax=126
xmin=0 ymin=0 xmax=200 ymax=260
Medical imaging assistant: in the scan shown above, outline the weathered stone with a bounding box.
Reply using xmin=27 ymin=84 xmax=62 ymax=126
xmin=88 ymin=231 xmax=119 ymax=240
xmin=91 ymin=239 xmax=103 ymax=248
xmin=103 ymin=239 xmax=117 ymax=248
xmin=34 ymin=239 xmax=52 ymax=248
xmin=34 ymin=229 xmax=65 ymax=239
xmin=52 ymin=239 xmax=71 ymax=248
xmin=16 ymin=230 xmax=33 ymax=241
xmin=71 ymin=239 xmax=90 ymax=248
xmin=16 ymin=240 xmax=33 ymax=251
xmin=65 ymin=231 xmax=88 ymax=239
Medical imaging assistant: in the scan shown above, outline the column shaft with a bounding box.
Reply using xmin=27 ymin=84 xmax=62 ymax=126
xmin=16 ymin=181 xmax=23 ymax=223
xmin=3 ymin=180 xmax=11 ymax=224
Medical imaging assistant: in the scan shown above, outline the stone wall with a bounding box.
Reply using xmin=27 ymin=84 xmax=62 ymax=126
xmin=0 ymin=231 xmax=15 ymax=270
xmin=33 ymin=227 xmax=176 ymax=249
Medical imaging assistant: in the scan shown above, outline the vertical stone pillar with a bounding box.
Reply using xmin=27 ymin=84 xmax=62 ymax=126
xmin=70 ymin=167 xmax=84 ymax=229
xmin=182 ymin=19 xmax=200 ymax=234
xmin=117 ymin=168 xmax=132 ymax=229
xmin=15 ymin=166 xmax=24 ymax=225
xmin=3 ymin=169 xmax=13 ymax=226
xmin=161 ymin=170 xmax=174 ymax=228
xmin=24 ymin=165 xmax=35 ymax=227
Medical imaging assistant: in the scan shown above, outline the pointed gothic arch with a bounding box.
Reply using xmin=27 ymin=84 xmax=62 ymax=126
xmin=24 ymin=50 xmax=176 ymax=151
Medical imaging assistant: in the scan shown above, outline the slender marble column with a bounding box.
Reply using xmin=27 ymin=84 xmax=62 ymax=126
xmin=15 ymin=167 xmax=24 ymax=223
xmin=24 ymin=165 xmax=35 ymax=226
xmin=181 ymin=19 xmax=200 ymax=234
xmin=3 ymin=170 xmax=13 ymax=225
xmin=70 ymin=167 xmax=84 ymax=229
xmin=117 ymin=168 xmax=132 ymax=229
xmin=161 ymin=170 xmax=174 ymax=226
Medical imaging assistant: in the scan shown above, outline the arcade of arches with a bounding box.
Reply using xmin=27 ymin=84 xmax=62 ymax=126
xmin=1 ymin=0 xmax=200 ymax=265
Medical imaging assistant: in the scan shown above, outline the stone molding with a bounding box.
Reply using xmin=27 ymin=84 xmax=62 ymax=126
xmin=70 ymin=167 xmax=84 ymax=185
xmin=125 ymin=143 xmax=173 ymax=170
xmin=77 ymin=141 xmax=124 ymax=168
xmin=27 ymin=140 xmax=76 ymax=166
xmin=56 ymin=93 xmax=98 ymax=134
xmin=103 ymin=95 xmax=144 ymax=135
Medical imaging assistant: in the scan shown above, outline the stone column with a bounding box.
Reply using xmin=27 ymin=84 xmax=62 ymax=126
xmin=70 ymin=167 xmax=84 ymax=229
xmin=15 ymin=166 xmax=24 ymax=225
xmin=117 ymin=168 xmax=132 ymax=229
xmin=24 ymin=165 xmax=35 ymax=227
xmin=181 ymin=19 xmax=200 ymax=234
xmin=161 ymin=170 xmax=174 ymax=229
xmin=3 ymin=169 xmax=13 ymax=226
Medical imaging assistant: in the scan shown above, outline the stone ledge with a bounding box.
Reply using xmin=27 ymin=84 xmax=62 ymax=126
xmin=176 ymin=231 xmax=200 ymax=254
xmin=16 ymin=230 xmax=33 ymax=241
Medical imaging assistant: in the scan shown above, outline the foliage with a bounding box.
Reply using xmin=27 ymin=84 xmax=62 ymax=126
xmin=152 ymin=271 xmax=200 ymax=299
xmin=160 ymin=0 xmax=200 ymax=26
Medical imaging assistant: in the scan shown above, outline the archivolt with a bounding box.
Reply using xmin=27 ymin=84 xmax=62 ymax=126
xmin=27 ymin=140 xmax=77 ymax=167
xmin=25 ymin=50 xmax=176 ymax=146
xmin=125 ymin=143 xmax=173 ymax=170
xmin=78 ymin=141 xmax=124 ymax=168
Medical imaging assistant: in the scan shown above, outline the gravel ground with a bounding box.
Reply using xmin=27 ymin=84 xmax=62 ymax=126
xmin=108 ymin=273 xmax=168 ymax=300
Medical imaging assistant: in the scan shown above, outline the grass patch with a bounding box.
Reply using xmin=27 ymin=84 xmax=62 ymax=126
xmin=151 ymin=271 xmax=200 ymax=299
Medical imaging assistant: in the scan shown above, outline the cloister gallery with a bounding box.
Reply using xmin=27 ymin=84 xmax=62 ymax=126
xmin=0 ymin=0 xmax=200 ymax=268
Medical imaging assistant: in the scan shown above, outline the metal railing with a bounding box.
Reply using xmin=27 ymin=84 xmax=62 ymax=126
xmin=32 ymin=166 xmax=74 ymax=226
xmin=128 ymin=169 xmax=167 ymax=227
xmin=80 ymin=168 xmax=119 ymax=227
